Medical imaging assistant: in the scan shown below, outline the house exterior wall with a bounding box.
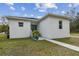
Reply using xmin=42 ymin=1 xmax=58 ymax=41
xmin=8 ymin=19 xmax=31 ymax=38
xmin=38 ymin=16 xmax=70 ymax=39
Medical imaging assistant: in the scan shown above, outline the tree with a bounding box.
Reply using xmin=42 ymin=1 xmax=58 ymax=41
xmin=65 ymin=4 xmax=78 ymax=32
xmin=0 ymin=17 xmax=8 ymax=33
xmin=75 ymin=12 xmax=79 ymax=31
xmin=0 ymin=25 xmax=9 ymax=33
xmin=70 ymin=12 xmax=79 ymax=32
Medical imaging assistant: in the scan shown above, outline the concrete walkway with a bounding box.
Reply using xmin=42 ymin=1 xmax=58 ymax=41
xmin=45 ymin=39 xmax=79 ymax=52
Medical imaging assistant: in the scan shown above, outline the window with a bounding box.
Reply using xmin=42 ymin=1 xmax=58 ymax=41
xmin=18 ymin=22 xmax=23 ymax=27
xmin=59 ymin=21 xmax=62 ymax=29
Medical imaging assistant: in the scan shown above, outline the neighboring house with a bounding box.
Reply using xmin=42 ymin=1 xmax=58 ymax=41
xmin=3 ymin=14 xmax=70 ymax=39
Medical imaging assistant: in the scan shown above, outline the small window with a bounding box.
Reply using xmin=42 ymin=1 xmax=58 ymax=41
xmin=18 ymin=22 xmax=23 ymax=27
xmin=59 ymin=21 xmax=62 ymax=29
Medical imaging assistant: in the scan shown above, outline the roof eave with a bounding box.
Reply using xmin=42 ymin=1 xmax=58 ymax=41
xmin=40 ymin=14 xmax=70 ymax=20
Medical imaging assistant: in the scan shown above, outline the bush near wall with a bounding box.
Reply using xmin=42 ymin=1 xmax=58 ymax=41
xmin=0 ymin=33 xmax=7 ymax=40
xmin=32 ymin=30 xmax=41 ymax=40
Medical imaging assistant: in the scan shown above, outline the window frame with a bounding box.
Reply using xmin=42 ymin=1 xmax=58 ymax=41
xmin=31 ymin=24 xmax=37 ymax=31
xmin=18 ymin=22 xmax=23 ymax=27
xmin=59 ymin=20 xmax=62 ymax=29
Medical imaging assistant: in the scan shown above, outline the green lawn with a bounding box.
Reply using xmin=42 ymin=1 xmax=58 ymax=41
xmin=0 ymin=38 xmax=79 ymax=56
xmin=0 ymin=34 xmax=79 ymax=56
xmin=55 ymin=38 xmax=79 ymax=47
xmin=55 ymin=33 xmax=79 ymax=47
xmin=71 ymin=32 xmax=79 ymax=36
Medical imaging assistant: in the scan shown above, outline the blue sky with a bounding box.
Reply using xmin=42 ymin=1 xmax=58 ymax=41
xmin=0 ymin=3 xmax=79 ymax=18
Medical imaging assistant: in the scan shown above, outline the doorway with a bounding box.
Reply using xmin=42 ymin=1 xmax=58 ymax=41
xmin=7 ymin=26 xmax=9 ymax=39
xmin=31 ymin=24 xmax=37 ymax=31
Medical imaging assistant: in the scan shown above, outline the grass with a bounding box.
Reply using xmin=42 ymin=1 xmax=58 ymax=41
xmin=71 ymin=32 xmax=79 ymax=36
xmin=55 ymin=33 xmax=79 ymax=47
xmin=0 ymin=38 xmax=79 ymax=56
xmin=55 ymin=38 xmax=79 ymax=47
xmin=0 ymin=34 xmax=79 ymax=56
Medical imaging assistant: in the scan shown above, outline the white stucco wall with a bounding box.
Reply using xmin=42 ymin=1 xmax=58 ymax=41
xmin=38 ymin=16 xmax=70 ymax=39
xmin=8 ymin=19 xmax=31 ymax=38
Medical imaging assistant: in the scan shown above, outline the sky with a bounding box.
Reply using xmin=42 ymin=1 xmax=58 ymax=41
xmin=0 ymin=3 xmax=79 ymax=18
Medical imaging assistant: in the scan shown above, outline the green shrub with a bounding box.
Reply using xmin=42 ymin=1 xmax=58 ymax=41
xmin=32 ymin=30 xmax=40 ymax=40
xmin=0 ymin=34 xmax=7 ymax=40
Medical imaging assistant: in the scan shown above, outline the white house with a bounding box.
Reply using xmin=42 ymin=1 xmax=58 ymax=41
xmin=38 ymin=14 xmax=70 ymax=39
xmin=4 ymin=14 xmax=70 ymax=39
xmin=6 ymin=16 xmax=38 ymax=38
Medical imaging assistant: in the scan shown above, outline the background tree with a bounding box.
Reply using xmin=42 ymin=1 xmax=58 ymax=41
xmin=65 ymin=4 xmax=78 ymax=32
xmin=0 ymin=17 xmax=8 ymax=33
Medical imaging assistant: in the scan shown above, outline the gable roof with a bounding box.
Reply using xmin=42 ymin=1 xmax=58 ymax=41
xmin=5 ymin=16 xmax=39 ymax=25
xmin=37 ymin=14 xmax=70 ymax=24
xmin=6 ymin=16 xmax=38 ymax=21
xmin=40 ymin=14 xmax=70 ymax=20
xmin=4 ymin=13 xmax=70 ymax=25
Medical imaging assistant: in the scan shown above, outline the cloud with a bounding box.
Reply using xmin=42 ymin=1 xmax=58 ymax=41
xmin=68 ymin=4 xmax=72 ymax=7
xmin=38 ymin=9 xmax=47 ymax=12
xmin=10 ymin=6 xmax=15 ymax=11
xmin=74 ymin=3 xmax=79 ymax=7
xmin=61 ymin=11 xmax=65 ymax=14
xmin=37 ymin=16 xmax=42 ymax=18
xmin=44 ymin=3 xmax=57 ymax=9
xmin=35 ymin=3 xmax=58 ymax=9
xmin=68 ymin=3 xmax=79 ymax=7
xmin=35 ymin=3 xmax=57 ymax=13
xmin=21 ymin=7 xmax=25 ymax=11
xmin=5 ymin=3 xmax=15 ymax=11
xmin=35 ymin=4 xmax=40 ymax=8
xmin=5 ymin=3 xmax=14 ymax=6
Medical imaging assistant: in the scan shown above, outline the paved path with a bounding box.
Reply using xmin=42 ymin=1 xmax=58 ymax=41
xmin=45 ymin=39 xmax=79 ymax=52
